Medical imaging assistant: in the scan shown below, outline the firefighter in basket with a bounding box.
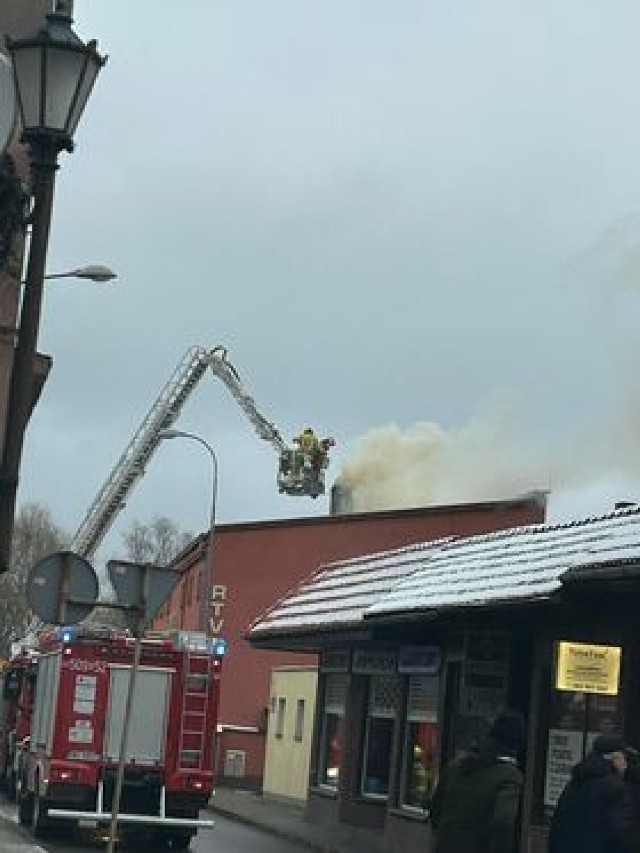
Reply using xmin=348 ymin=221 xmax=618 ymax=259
xmin=294 ymin=427 xmax=335 ymax=472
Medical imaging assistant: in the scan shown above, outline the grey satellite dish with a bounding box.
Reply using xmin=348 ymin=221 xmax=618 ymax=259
xmin=27 ymin=551 xmax=99 ymax=625
xmin=0 ymin=54 xmax=15 ymax=154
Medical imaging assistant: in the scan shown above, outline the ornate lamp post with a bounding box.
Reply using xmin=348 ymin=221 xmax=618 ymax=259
xmin=158 ymin=429 xmax=219 ymax=635
xmin=0 ymin=2 xmax=107 ymax=572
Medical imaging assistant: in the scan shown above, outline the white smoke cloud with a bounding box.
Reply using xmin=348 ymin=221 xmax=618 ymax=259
xmin=338 ymin=379 xmax=640 ymax=514
xmin=337 ymin=404 xmax=544 ymax=512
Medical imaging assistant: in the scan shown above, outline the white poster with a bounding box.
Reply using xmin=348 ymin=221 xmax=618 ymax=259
xmin=544 ymin=728 xmax=584 ymax=807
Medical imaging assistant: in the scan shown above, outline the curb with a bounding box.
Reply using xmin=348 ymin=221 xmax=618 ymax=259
xmin=207 ymin=803 xmax=338 ymax=853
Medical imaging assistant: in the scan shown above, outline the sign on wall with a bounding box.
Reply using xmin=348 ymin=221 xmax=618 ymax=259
xmin=544 ymin=728 xmax=584 ymax=807
xmin=352 ymin=650 xmax=396 ymax=676
xmin=398 ymin=646 xmax=441 ymax=675
xmin=555 ymin=641 xmax=621 ymax=695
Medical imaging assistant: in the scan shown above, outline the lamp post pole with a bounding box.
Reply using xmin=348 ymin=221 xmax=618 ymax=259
xmin=0 ymin=2 xmax=106 ymax=573
xmin=0 ymin=139 xmax=57 ymax=571
xmin=158 ymin=429 xmax=218 ymax=635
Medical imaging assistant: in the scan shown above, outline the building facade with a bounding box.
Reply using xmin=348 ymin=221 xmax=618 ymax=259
xmin=249 ymin=504 xmax=640 ymax=853
xmin=152 ymin=493 xmax=546 ymax=789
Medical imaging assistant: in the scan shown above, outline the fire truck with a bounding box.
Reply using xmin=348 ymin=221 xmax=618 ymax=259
xmin=0 ymin=651 xmax=37 ymax=800
xmin=8 ymin=623 xmax=224 ymax=849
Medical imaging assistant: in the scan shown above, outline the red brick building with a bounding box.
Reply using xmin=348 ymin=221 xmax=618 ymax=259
xmin=152 ymin=493 xmax=546 ymax=788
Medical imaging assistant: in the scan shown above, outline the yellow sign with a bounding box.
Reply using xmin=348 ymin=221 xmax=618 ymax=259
xmin=555 ymin=641 xmax=621 ymax=695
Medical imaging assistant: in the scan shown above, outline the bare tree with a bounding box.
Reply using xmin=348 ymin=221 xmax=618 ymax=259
xmin=0 ymin=503 xmax=66 ymax=656
xmin=120 ymin=516 xmax=193 ymax=566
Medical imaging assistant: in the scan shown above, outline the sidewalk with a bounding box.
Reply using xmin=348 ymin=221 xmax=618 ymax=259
xmin=0 ymin=803 xmax=45 ymax=851
xmin=208 ymin=788 xmax=385 ymax=853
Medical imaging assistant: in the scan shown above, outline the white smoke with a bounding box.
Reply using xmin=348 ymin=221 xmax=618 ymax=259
xmin=337 ymin=400 xmax=640 ymax=514
xmin=337 ymin=405 xmax=545 ymax=513
xmin=337 ymin=213 xmax=640 ymax=515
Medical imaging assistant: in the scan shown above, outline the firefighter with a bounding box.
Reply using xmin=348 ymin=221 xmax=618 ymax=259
xmin=294 ymin=428 xmax=321 ymax=458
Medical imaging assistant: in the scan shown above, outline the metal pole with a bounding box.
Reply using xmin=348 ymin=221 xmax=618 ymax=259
xmin=159 ymin=430 xmax=217 ymax=634
xmin=0 ymin=139 xmax=58 ymax=573
xmin=105 ymin=633 xmax=141 ymax=853
xmin=201 ymin=443 xmax=217 ymax=636
xmin=105 ymin=565 xmax=148 ymax=853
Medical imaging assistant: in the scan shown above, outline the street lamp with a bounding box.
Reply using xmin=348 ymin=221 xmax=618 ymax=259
xmin=0 ymin=2 xmax=107 ymax=572
xmin=158 ymin=429 xmax=218 ymax=635
xmin=43 ymin=264 xmax=117 ymax=283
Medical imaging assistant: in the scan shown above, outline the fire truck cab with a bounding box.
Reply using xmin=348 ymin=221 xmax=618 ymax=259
xmin=13 ymin=624 xmax=224 ymax=849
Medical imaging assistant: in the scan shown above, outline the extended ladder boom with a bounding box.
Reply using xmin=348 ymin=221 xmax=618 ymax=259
xmin=207 ymin=347 xmax=286 ymax=455
xmin=71 ymin=346 xmax=286 ymax=559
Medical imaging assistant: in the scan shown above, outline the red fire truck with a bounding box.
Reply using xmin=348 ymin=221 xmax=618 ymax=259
xmin=0 ymin=650 xmax=38 ymax=800
xmin=9 ymin=623 xmax=224 ymax=849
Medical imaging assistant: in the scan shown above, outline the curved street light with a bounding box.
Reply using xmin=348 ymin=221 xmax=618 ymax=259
xmin=158 ymin=429 xmax=218 ymax=636
xmin=43 ymin=264 xmax=117 ymax=283
xmin=0 ymin=2 xmax=107 ymax=572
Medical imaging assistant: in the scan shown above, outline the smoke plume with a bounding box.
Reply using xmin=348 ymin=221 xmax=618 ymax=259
xmin=338 ymin=207 xmax=640 ymax=516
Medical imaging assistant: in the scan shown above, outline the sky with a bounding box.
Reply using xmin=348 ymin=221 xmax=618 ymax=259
xmin=12 ymin=0 xmax=640 ymax=564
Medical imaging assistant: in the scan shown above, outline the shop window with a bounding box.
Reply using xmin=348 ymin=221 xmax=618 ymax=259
xmin=361 ymin=675 xmax=402 ymax=799
xmin=401 ymin=675 xmax=440 ymax=810
xmin=543 ymin=640 xmax=623 ymax=814
xmin=318 ymin=674 xmax=348 ymax=789
xmin=275 ymin=697 xmax=286 ymax=739
xmin=294 ymin=699 xmax=305 ymax=742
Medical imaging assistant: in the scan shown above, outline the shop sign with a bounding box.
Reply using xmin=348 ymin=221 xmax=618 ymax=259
xmin=352 ymin=649 xmax=396 ymax=675
xmin=208 ymin=584 xmax=227 ymax=636
xmin=320 ymin=650 xmax=350 ymax=673
xmin=544 ymin=728 xmax=584 ymax=807
xmin=398 ymin=646 xmax=441 ymax=675
xmin=555 ymin=641 xmax=621 ymax=695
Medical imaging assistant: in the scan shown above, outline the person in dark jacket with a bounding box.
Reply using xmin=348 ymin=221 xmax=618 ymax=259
xmin=624 ymin=746 xmax=640 ymax=853
xmin=429 ymin=709 xmax=526 ymax=853
xmin=548 ymin=733 xmax=632 ymax=853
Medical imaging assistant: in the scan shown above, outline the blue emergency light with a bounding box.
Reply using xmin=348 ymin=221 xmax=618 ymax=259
xmin=208 ymin=637 xmax=228 ymax=657
xmin=55 ymin=626 xmax=77 ymax=644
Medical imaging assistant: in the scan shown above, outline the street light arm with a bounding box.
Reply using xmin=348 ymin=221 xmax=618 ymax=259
xmin=158 ymin=429 xmax=218 ymax=635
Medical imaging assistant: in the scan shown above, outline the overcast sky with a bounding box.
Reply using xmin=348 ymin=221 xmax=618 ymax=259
xmin=14 ymin=0 xmax=640 ymax=562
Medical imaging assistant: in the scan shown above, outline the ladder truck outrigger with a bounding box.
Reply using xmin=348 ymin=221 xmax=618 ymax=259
xmin=1 ymin=345 xmax=333 ymax=845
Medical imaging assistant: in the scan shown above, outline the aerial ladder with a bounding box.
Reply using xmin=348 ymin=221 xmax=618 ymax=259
xmin=70 ymin=345 xmax=333 ymax=560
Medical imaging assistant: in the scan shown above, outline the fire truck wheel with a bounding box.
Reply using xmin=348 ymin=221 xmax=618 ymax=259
xmin=6 ymin=766 xmax=16 ymax=801
xmin=31 ymin=781 xmax=50 ymax=837
xmin=17 ymin=789 xmax=32 ymax=826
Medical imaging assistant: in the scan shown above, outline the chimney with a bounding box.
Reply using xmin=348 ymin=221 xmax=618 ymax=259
xmin=330 ymin=482 xmax=353 ymax=515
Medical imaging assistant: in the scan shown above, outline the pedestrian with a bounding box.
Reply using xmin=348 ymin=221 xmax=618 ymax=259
xmin=548 ymin=733 xmax=633 ymax=853
xmin=624 ymin=746 xmax=640 ymax=852
xmin=429 ymin=708 xmax=526 ymax=853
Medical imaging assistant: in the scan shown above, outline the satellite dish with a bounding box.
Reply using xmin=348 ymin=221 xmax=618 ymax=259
xmin=0 ymin=54 xmax=16 ymax=154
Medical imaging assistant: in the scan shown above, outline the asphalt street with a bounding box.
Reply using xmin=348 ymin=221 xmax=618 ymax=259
xmin=0 ymin=797 xmax=309 ymax=853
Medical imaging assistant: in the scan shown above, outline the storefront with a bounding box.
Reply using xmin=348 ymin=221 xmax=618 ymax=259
xmin=250 ymin=505 xmax=640 ymax=853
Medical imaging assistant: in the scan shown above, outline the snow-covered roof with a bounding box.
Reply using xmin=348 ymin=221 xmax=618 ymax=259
xmin=249 ymin=506 xmax=640 ymax=639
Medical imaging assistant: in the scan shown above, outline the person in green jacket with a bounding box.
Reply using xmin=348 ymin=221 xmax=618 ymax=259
xmin=429 ymin=709 xmax=526 ymax=853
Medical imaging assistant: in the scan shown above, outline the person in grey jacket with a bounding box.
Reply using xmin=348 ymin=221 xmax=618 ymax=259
xmin=429 ymin=709 xmax=526 ymax=853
